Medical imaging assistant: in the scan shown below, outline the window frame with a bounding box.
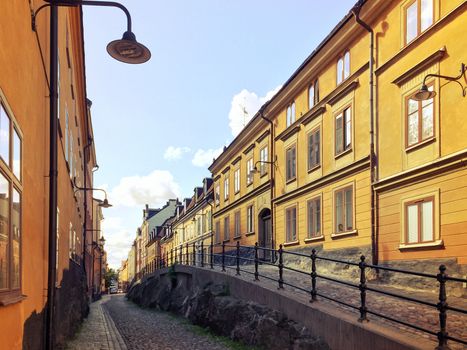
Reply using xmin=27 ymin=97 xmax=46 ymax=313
xmin=223 ymin=216 xmax=230 ymax=242
xmin=246 ymin=205 xmax=254 ymax=233
xmin=405 ymin=82 xmax=435 ymax=149
xmin=285 ymin=144 xmax=297 ymax=183
xmin=403 ymin=0 xmax=435 ymax=45
xmin=308 ymin=79 xmax=319 ymax=109
xmin=307 ymin=196 xmax=322 ymax=239
xmin=307 ymin=127 xmax=321 ymax=171
xmin=404 ymin=196 xmax=435 ymax=245
xmin=286 ymin=101 xmax=296 ymax=127
xmin=285 ymin=206 xmax=297 ymax=243
xmin=234 ymin=211 xmax=241 ymax=238
xmin=335 ymin=105 xmax=352 ymax=157
xmin=0 ymin=98 xmax=23 ymax=304
xmin=215 ymin=221 xmax=221 ymax=244
xmin=334 ymin=185 xmax=354 ymax=234
xmin=259 ymin=146 xmax=268 ymax=177
xmin=234 ymin=168 xmax=240 ymax=194
xmin=224 ymin=177 xmax=229 ymax=201
xmin=336 ymin=50 xmax=350 ymax=85
xmin=246 ymin=157 xmax=254 ymax=186
xmin=215 ymin=184 xmax=220 ymax=206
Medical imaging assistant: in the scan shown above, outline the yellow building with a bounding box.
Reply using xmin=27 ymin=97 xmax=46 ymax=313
xmin=209 ymin=117 xmax=273 ymax=259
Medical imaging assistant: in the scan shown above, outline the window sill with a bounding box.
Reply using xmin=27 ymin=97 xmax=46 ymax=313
xmin=399 ymin=239 xmax=443 ymax=250
xmin=335 ymin=147 xmax=352 ymax=160
xmin=233 ymin=235 xmax=242 ymax=240
xmin=283 ymin=240 xmax=299 ymax=247
xmin=331 ymin=229 xmax=358 ymax=239
xmin=307 ymin=164 xmax=321 ymax=174
xmin=405 ymin=137 xmax=435 ymax=153
xmin=260 ymin=172 xmax=268 ymax=178
xmin=286 ymin=177 xmax=296 ymax=185
xmin=222 ymin=239 xmax=231 ymax=243
xmin=245 ymin=231 xmax=255 ymax=236
xmin=246 ymin=182 xmax=253 ymax=187
xmin=304 ymin=235 xmax=324 ymax=243
xmin=0 ymin=293 xmax=27 ymax=306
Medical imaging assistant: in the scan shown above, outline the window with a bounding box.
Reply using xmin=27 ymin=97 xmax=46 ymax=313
xmin=405 ymin=0 xmax=433 ymax=44
xmin=247 ymin=205 xmax=254 ymax=233
xmin=0 ymin=103 xmax=22 ymax=298
xmin=259 ymin=146 xmax=268 ymax=176
xmin=224 ymin=217 xmax=230 ymax=241
xmin=335 ymin=186 xmax=353 ymax=233
xmin=197 ymin=217 xmax=202 ymax=235
xmin=405 ymin=197 xmax=434 ymax=244
xmin=307 ymin=197 xmax=321 ymax=238
xmin=406 ymin=85 xmax=434 ymax=147
xmin=335 ymin=107 xmax=351 ymax=155
xmin=286 ymin=206 xmax=297 ymax=242
xmin=224 ymin=177 xmax=229 ymax=200
xmin=286 ymin=145 xmax=296 ymax=182
xmin=246 ymin=158 xmax=254 ymax=185
xmin=234 ymin=169 xmax=240 ymax=193
xmin=308 ymin=128 xmax=320 ymax=170
xmin=308 ymin=80 xmax=319 ymax=109
xmin=215 ymin=221 xmax=220 ymax=243
xmin=286 ymin=101 xmax=296 ymax=127
xmin=207 ymin=210 xmax=212 ymax=231
xmin=337 ymin=51 xmax=350 ymax=85
xmin=215 ymin=184 xmax=220 ymax=206
xmin=234 ymin=211 xmax=241 ymax=238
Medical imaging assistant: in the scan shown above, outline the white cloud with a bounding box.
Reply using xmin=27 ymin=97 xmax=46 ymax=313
xmin=228 ymin=86 xmax=281 ymax=137
xmin=109 ymin=170 xmax=181 ymax=208
xmin=101 ymin=217 xmax=134 ymax=268
xmin=191 ymin=147 xmax=223 ymax=168
xmin=163 ymin=146 xmax=191 ymax=161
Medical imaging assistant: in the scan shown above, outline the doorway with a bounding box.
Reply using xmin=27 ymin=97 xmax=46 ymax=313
xmin=258 ymin=208 xmax=272 ymax=261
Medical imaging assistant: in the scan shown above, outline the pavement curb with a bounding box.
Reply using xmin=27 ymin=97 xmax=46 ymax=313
xmin=101 ymin=300 xmax=128 ymax=350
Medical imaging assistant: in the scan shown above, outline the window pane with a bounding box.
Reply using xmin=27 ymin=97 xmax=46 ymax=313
xmin=0 ymin=173 xmax=9 ymax=290
xmin=345 ymin=188 xmax=353 ymax=230
xmin=408 ymin=112 xmax=419 ymax=146
xmin=422 ymin=103 xmax=433 ymax=139
xmin=422 ymin=201 xmax=433 ymax=241
xmin=406 ymin=1 xmax=418 ymax=43
xmin=345 ymin=108 xmax=351 ymax=148
xmin=315 ymin=199 xmax=321 ymax=235
xmin=421 ymin=0 xmax=433 ymax=31
xmin=337 ymin=58 xmax=343 ymax=84
xmin=286 ymin=106 xmax=291 ymax=126
xmin=12 ymin=189 xmax=20 ymax=289
xmin=315 ymin=130 xmax=320 ymax=165
xmin=291 ymin=208 xmax=296 ymax=241
xmin=307 ymin=201 xmax=314 ymax=237
xmin=407 ymin=204 xmax=419 ymax=243
xmin=308 ymin=133 xmax=313 ymax=168
xmin=0 ymin=107 xmax=10 ymax=165
xmin=336 ymin=191 xmax=343 ymax=232
xmin=13 ymin=129 xmax=21 ymax=181
xmin=309 ymin=85 xmax=315 ymax=109
xmin=344 ymin=51 xmax=350 ymax=79
xmin=336 ymin=114 xmax=343 ymax=153
xmin=291 ymin=147 xmax=296 ymax=178
xmin=291 ymin=102 xmax=296 ymax=124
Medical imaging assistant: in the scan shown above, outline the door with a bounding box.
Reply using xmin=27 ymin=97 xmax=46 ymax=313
xmin=258 ymin=209 xmax=272 ymax=261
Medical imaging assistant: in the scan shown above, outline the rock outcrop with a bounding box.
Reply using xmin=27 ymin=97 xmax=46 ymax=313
xmin=127 ymin=271 xmax=329 ymax=350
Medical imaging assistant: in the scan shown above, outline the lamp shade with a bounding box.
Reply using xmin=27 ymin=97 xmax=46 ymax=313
xmin=107 ymin=31 xmax=151 ymax=64
xmin=413 ymin=84 xmax=436 ymax=101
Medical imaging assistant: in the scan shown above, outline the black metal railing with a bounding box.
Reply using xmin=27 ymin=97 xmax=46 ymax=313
xmin=138 ymin=241 xmax=467 ymax=349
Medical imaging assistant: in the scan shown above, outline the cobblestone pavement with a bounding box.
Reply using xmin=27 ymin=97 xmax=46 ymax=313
xmin=212 ymin=263 xmax=467 ymax=350
xmin=101 ymin=294 xmax=232 ymax=350
xmin=66 ymin=295 xmax=127 ymax=350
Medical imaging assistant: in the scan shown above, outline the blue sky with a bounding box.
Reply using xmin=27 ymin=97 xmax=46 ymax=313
xmin=82 ymin=0 xmax=357 ymax=268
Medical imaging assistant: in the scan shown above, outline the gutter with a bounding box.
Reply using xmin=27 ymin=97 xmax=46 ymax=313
xmin=351 ymin=0 xmax=378 ymax=265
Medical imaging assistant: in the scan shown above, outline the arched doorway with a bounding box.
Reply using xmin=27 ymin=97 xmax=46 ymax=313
xmin=258 ymin=208 xmax=272 ymax=261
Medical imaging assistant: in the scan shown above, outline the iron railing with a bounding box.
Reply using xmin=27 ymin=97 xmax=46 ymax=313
xmin=138 ymin=241 xmax=467 ymax=349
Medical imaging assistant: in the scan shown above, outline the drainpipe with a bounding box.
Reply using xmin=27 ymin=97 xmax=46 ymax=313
xmin=45 ymin=4 xmax=58 ymax=350
xmin=352 ymin=1 xmax=378 ymax=265
xmin=259 ymin=105 xmax=275 ymax=259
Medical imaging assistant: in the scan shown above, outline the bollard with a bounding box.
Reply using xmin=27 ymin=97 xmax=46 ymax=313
xmin=310 ymin=249 xmax=317 ymax=302
xmin=254 ymin=242 xmax=259 ymax=281
xmin=436 ymin=265 xmax=449 ymax=349
xmin=358 ymin=255 xmax=368 ymax=322
xmin=278 ymin=244 xmax=284 ymax=289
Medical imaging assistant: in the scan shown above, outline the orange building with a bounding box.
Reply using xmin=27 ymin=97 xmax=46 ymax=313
xmin=0 ymin=2 xmax=102 ymax=348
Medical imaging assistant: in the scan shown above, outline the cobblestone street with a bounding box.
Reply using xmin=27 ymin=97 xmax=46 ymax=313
xmin=67 ymin=294 xmax=233 ymax=350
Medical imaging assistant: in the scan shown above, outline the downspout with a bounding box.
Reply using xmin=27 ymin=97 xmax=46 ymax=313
xmin=45 ymin=4 xmax=58 ymax=350
xmin=259 ymin=105 xmax=275 ymax=258
xmin=352 ymin=1 xmax=378 ymax=265
xmin=83 ymin=98 xmax=93 ymax=294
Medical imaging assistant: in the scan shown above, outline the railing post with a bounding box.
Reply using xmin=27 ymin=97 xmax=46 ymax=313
xmin=201 ymin=241 xmax=204 ymax=267
xmin=222 ymin=241 xmax=226 ymax=272
xmin=278 ymin=244 xmax=284 ymax=289
xmin=310 ymin=249 xmax=317 ymax=302
xmin=254 ymin=242 xmax=259 ymax=281
xmin=358 ymin=255 xmax=368 ymax=322
xmin=436 ymin=265 xmax=449 ymax=349
xmin=236 ymin=241 xmax=240 ymax=275
xmin=210 ymin=239 xmax=214 ymax=269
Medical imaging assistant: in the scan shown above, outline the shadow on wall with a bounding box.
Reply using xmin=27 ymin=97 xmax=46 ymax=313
xmin=22 ymin=262 xmax=89 ymax=350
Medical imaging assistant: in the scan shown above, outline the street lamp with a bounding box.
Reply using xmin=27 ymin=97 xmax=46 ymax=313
xmin=74 ymin=182 xmax=113 ymax=208
xmin=31 ymin=1 xmax=151 ymax=348
xmin=250 ymin=159 xmax=276 ymax=174
xmin=413 ymin=63 xmax=466 ymax=101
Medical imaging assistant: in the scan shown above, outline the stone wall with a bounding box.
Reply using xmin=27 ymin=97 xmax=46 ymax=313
xmin=127 ymin=270 xmax=329 ymax=350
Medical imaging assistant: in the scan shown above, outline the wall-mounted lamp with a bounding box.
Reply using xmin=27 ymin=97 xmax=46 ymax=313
xmin=251 ymin=159 xmax=277 ymax=174
xmin=413 ymin=63 xmax=466 ymax=101
xmin=74 ymin=180 xmax=113 ymax=208
xmin=191 ymin=213 xmax=206 ymax=223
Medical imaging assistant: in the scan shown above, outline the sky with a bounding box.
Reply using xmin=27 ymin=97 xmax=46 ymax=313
xmin=82 ymin=0 xmax=357 ymax=269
